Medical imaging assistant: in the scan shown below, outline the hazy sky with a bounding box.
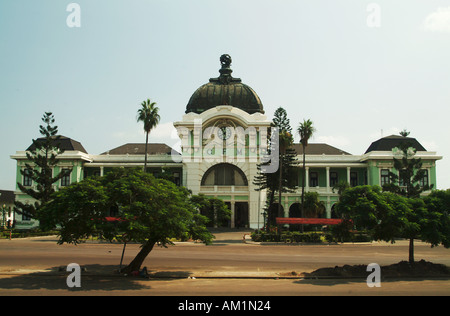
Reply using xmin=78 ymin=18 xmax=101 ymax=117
xmin=1 ymin=0 xmax=449 ymax=190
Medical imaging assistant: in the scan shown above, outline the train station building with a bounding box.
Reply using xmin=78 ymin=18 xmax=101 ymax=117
xmin=11 ymin=55 xmax=442 ymax=230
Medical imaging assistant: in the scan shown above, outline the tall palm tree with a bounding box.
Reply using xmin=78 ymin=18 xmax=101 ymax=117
xmin=137 ymin=99 xmax=160 ymax=173
xmin=297 ymin=119 xmax=315 ymax=220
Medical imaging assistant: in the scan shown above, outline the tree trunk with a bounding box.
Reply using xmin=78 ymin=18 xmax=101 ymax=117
xmin=267 ymin=190 xmax=275 ymax=231
xmin=300 ymin=147 xmax=306 ymax=233
xmin=277 ymin=152 xmax=283 ymax=220
xmin=144 ymin=132 xmax=149 ymax=173
xmin=301 ymin=149 xmax=306 ymax=213
xmin=409 ymin=238 xmax=414 ymax=265
xmin=121 ymin=239 xmax=155 ymax=274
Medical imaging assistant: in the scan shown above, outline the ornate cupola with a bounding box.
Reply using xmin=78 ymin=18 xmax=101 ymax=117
xmin=186 ymin=54 xmax=264 ymax=115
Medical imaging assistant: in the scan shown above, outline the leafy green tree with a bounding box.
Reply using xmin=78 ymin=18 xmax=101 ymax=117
xmin=335 ymin=185 xmax=450 ymax=263
xmin=41 ymin=168 xmax=214 ymax=274
xmin=39 ymin=176 xmax=109 ymax=241
xmin=137 ymin=99 xmax=160 ymax=173
xmin=335 ymin=185 xmax=412 ymax=243
xmin=332 ymin=180 xmax=350 ymax=196
xmin=421 ymin=190 xmax=450 ymax=248
xmin=14 ymin=112 xmax=71 ymax=228
xmin=297 ymin=119 xmax=315 ymax=218
xmin=190 ymin=194 xmax=231 ymax=228
xmin=423 ymin=189 xmax=450 ymax=216
xmin=401 ymin=194 xmax=450 ymax=263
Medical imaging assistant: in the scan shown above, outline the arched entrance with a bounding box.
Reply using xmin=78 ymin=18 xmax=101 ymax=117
xmin=289 ymin=203 xmax=302 ymax=231
xmin=331 ymin=204 xmax=338 ymax=219
xmin=201 ymin=163 xmax=248 ymax=186
xmin=201 ymin=163 xmax=249 ymax=228
xmin=289 ymin=203 xmax=301 ymax=217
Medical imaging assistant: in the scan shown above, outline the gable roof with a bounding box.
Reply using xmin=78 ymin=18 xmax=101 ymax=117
xmin=102 ymin=143 xmax=180 ymax=156
xmin=291 ymin=143 xmax=351 ymax=155
xmin=365 ymin=135 xmax=426 ymax=154
xmin=26 ymin=136 xmax=88 ymax=153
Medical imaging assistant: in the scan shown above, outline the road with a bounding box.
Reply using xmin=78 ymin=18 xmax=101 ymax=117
xmin=0 ymin=230 xmax=449 ymax=296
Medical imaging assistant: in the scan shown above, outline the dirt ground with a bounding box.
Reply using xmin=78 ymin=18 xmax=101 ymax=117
xmin=303 ymin=259 xmax=450 ymax=278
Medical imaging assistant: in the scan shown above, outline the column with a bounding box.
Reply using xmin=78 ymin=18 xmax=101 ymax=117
xmin=284 ymin=196 xmax=289 ymax=218
xmin=347 ymin=167 xmax=351 ymax=185
xmin=305 ymin=167 xmax=309 ymax=191
xmin=326 ymin=167 xmax=330 ymax=193
xmin=326 ymin=196 xmax=331 ymax=219
xmin=230 ymin=201 xmax=235 ymax=228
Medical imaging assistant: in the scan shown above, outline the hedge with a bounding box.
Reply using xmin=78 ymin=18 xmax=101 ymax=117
xmin=0 ymin=229 xmax=59 ymax=239
xmin=251 ymin=231 xmax=371 ymax=243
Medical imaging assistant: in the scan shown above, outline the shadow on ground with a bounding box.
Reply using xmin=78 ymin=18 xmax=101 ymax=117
xmin=0 ymin=265 xmax=192 ymax=292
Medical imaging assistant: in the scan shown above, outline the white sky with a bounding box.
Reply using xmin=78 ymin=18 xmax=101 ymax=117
xmin=1 ymin=0 xmax=449 ymax=190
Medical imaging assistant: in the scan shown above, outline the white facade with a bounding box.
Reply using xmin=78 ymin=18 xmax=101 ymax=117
xmin=174 ymin=105 xmax=272 ymax=229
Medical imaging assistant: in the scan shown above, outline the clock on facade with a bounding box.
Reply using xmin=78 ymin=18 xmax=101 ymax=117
xmin=217 ymin=126 xmax=232 ymax=140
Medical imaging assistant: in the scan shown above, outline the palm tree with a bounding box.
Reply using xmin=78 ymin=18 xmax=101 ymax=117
xmin=297 ymin=119 xmax=315 ymax=220
xmin=303 ymin=192 xmax=325 ymax=218
xmin=137 ymin=99 xmax=160 ymax=173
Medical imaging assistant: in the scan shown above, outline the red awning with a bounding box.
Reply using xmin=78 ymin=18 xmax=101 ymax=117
xmin=276 ymin=217 xmax=344 ymax=225
xmin=104 ymin=217 xmax=125 ymax=222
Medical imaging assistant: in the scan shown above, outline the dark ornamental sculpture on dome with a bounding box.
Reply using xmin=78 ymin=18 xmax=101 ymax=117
xmin=211 ymin=54 xmax=241 ymax=85
xmin=186 ymin=54 xmax=264 ymax=115
xmin=220 ymin=54 xmax=232 ymax=67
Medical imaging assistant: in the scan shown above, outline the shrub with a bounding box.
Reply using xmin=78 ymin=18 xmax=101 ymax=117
xmin=251 ymin=230 xmax=370 ymax=243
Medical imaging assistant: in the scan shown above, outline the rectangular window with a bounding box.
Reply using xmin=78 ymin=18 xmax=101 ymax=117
xmin=330 ymin=172 xmax=338 ymax=187
xmin=380 ymin=169 xmax=390 ymax=186
xmin=399 ymin=170 xmax=408 ymax=187
xmin=60 ymin=169 xmax=71 ymax=187
xmin=173 ymin=172 xmax=181 ymax=186
xmin=350 ymin=172 xmax=358 ymax=187
xmin=22 ymin=211 xmax=32 ymax=221
xmin=23 ymin=169 xmax=32 ymax=187
xmin=420 ymin=169 xmax=429 ymax=187
xmin=310 ymin=172 xmax=319 ymax=187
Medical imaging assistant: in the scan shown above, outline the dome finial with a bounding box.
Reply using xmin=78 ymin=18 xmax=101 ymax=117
xmin=220 ymin=54 xmax=232 ymax=68
xmin=219 ymin=54 xmax=233 ymax=81
xmin=186 ymin=55 xmax=264 ymax=114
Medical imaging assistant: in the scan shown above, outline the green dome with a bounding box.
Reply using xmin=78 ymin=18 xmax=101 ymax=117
xmin=186 ymin=54 xmax=264 ymax=115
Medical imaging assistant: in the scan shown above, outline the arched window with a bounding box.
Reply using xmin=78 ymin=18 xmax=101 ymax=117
xmin=201 ymin=163 xmax=248 ymax=186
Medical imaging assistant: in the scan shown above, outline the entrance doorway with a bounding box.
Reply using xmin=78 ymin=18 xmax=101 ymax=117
xmin=235 ymin=202 xmax=249 ymax=228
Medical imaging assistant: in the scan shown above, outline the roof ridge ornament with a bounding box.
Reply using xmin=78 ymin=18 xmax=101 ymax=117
xmin=210 ymin=54 xmax=241 ymax=85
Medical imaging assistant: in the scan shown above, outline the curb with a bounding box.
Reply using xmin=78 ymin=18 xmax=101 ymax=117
xmin=2 ymin=269 xmax=449 ymax=280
